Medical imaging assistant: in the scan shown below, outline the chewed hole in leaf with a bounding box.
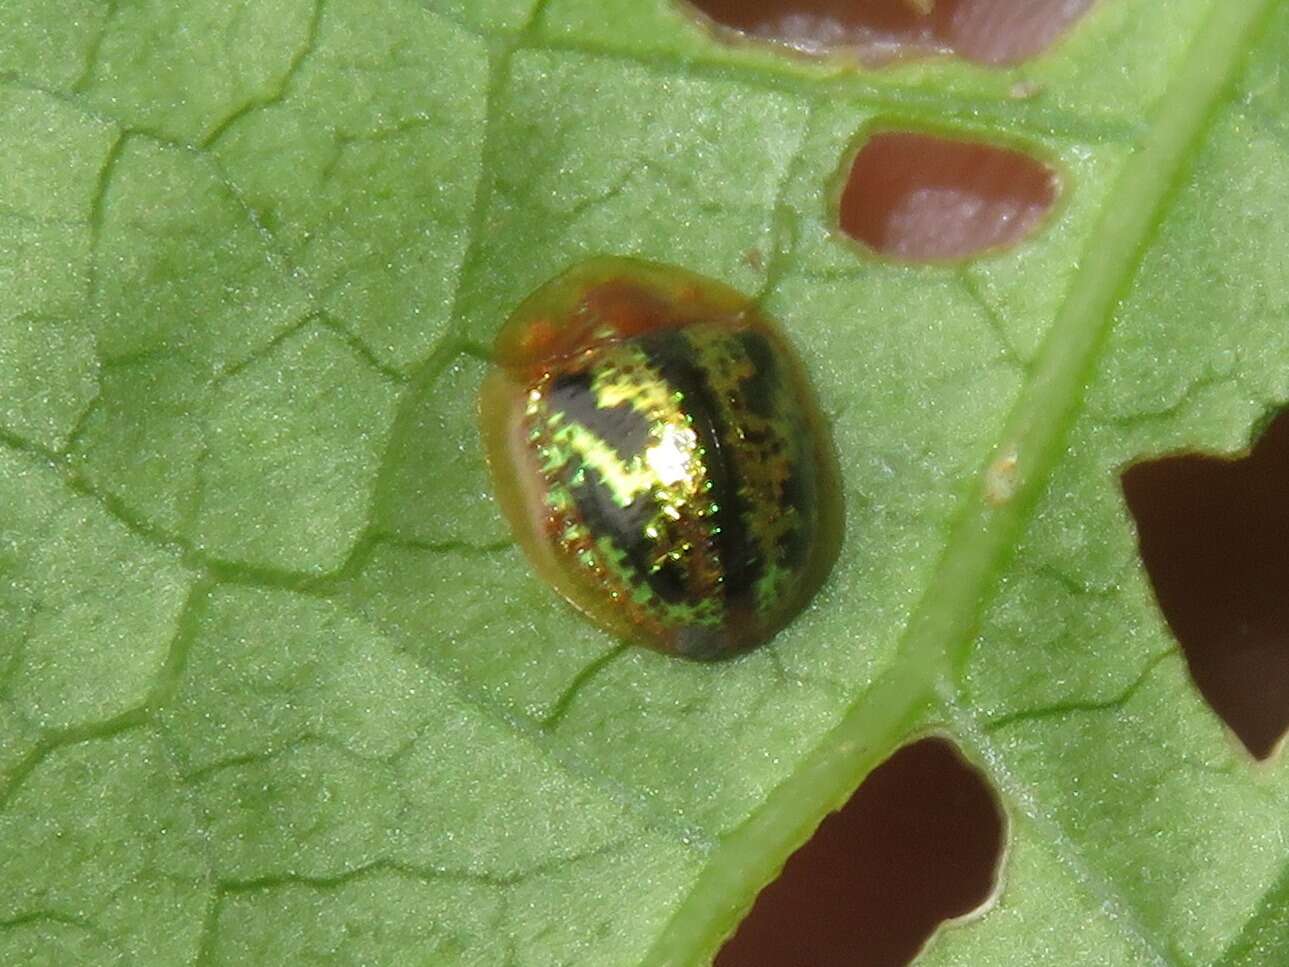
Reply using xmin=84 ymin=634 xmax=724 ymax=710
xmin=682 ymin=0 xmax=1095 ymax=66
xmin=717 ymin=736 xmax=1005 ymax=966
xmin=839 ymin=131 xmax=1059 ymax=261
xmin=1123 ymin=409 xmax=1289 ymax=760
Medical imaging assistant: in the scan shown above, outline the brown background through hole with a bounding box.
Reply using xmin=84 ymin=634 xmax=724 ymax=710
xmin=683 ymin=0 xmax=1095 ymax=66
xmin=717 ymin=737 xmax=1004 ymax=966
xmin=1123 ymin=408 xmax=1289 ymax=760
xmin=839 ymin=132 xmax=1058 ymax=261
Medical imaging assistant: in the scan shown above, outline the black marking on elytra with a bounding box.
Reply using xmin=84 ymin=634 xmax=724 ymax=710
xmin=566 ymin=463 xmax=689 ymax=605
xmin=648 ymin=556 xmax=691 ymax=604
xmin=548 ymin=370 xmax=651 ymax=464
xmin=639 ymin=327 xmax=765 ymax=609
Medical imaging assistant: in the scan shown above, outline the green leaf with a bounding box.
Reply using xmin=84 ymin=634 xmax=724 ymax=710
xmin=1 ymin=1 xmax=1287 ymax=964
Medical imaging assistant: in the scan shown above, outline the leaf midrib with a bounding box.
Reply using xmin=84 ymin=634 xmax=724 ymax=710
xmin=641 ymin=1 xmax=1280 ymax=963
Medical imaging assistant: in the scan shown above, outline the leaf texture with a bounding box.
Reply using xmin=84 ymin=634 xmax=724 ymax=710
xmin=1 ymin=1 xmax=1287 ymax=964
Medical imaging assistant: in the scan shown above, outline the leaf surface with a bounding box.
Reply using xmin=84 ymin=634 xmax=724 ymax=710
xmin=2 ymin=1 xmax=1288 ymax=964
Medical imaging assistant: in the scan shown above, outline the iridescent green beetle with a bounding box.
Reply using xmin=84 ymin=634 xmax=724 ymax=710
xmin=480 ymin=257 xmax=841 ymax=660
